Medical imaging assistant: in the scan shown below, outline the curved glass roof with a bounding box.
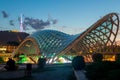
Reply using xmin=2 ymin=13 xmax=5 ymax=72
xmin=30 ymin=30 xmax=79 ymax=57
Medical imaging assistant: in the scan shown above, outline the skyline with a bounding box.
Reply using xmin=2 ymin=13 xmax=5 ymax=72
xmin=0 ymin=0 xmax=120 ymax=35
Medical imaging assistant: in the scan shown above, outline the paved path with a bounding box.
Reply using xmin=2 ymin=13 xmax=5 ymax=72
xmin=32 ymin=63 xmax=74 ymax=80
xmin=74 ymin=70 xmax=88 ymax=80
xmin=0 ymin=63 xmax=88 ymax=80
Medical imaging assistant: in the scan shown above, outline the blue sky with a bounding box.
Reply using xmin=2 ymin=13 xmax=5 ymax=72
xmin=0 ymin=0 xmax=120 ymax=34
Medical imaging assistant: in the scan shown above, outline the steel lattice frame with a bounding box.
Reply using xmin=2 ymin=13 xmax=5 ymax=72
xmin=60 ymin=13 xmax=119 ymax=55
xmin=13 ymin=30 xmax=79 ymax=63
xmin=13 ymin=13 xmax=119 ymax=63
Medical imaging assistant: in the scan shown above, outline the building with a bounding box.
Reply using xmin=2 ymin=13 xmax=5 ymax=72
xmin=13 ymin=13 xmax=120 ymax=63
xmin=0 ymin=31 xmax=29 ymax=62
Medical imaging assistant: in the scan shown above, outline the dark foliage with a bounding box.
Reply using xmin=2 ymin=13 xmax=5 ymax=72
xmin=115 ymin=54 xmax=120 ymax=62
xmin=0 ymin=57 xmax=4 ymax=63
xmin=92 ymin=53 xmax=103 ymax=62
xmin=37 ymin=58 xmax=46 ymax=69
xmin=86 ymin=61 xmax=120 ymax=80
xmin=4 ymin=58 xmax=17 ymax=71
xmin=72 ymin=56 xmax=85 ymax=70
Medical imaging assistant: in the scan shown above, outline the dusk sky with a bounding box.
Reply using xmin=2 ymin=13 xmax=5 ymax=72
xmin=0 ymin=0 xmax=120 ymax=34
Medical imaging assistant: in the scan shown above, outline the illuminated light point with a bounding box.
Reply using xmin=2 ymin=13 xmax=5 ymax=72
xmin=20 ymin=14 xmax=23 ymax=32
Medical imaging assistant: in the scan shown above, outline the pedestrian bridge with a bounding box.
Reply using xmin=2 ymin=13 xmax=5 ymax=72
xmin=13 ymin=13 xmax=120 ymax=63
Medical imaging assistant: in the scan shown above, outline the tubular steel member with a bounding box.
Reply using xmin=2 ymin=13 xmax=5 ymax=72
xmin=12 ymin=13 xmax=120 ymax=63
xmin=59 ymin=13 xmax=119 ymax=56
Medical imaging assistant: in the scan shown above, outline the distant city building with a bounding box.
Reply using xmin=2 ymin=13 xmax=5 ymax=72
xmin=0 ymin=31 xmax=29 ymax=53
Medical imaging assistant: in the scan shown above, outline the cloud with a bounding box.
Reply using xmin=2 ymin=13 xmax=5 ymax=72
xmin=9 ymin=20 xmax=14 ymax=26
xmin=1 ymin=11 xmax=9 ymax=18
xmin=22 ymin=16 xmax=58 ymax=30
xmin=52 ymin=19 xmax=58 ymax=24
xmin=0 ymin=11 xmax=58 ymax=31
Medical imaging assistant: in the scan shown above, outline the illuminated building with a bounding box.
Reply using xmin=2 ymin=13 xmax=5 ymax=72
xmin=13 ymin=13 xmax=120 ymax=63
xmin=0 ymin=31 xmax=29 ymax=61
